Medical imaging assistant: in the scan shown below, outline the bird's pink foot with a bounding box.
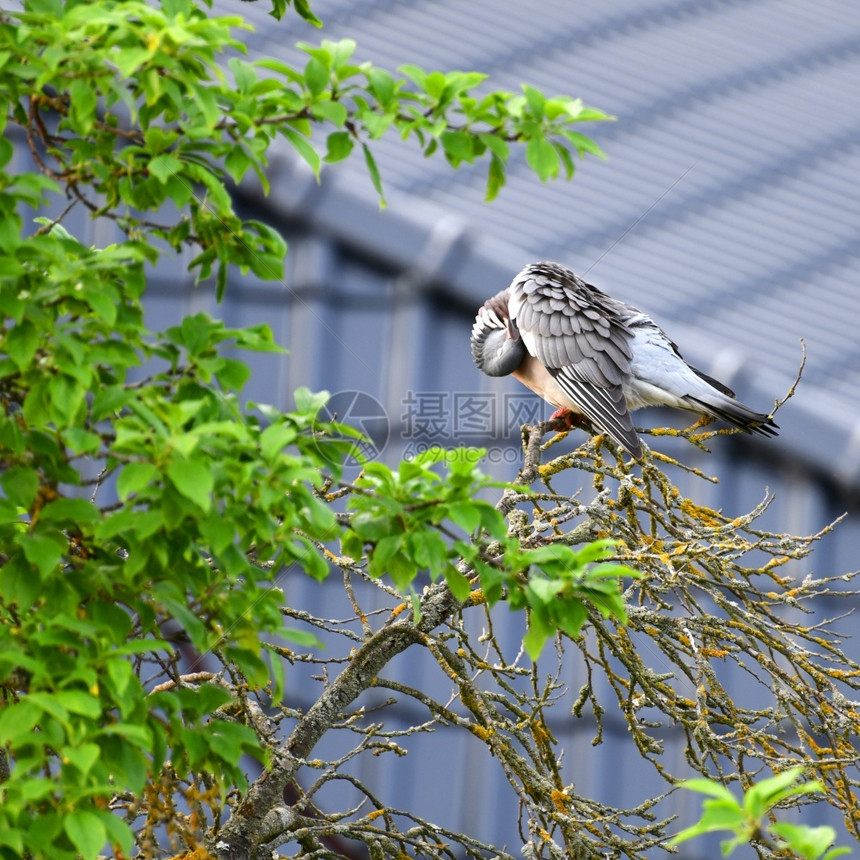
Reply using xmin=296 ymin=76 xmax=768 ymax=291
xmin=550 ymin=407 xmax=575 ymax=430
xmin=548 ymin=407 xmax=591 ymax=433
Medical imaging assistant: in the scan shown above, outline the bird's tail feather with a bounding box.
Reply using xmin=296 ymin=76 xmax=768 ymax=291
xmin=688 ymin=364 xmax=736 ymax=398
xmin=683 ymin=394 xmax=779 ymax=437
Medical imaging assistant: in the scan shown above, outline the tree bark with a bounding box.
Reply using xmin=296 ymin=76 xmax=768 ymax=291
xmin=209 ymin=585 xmax=461 ymax=859
xmin=209 ymin=421 xmax=556 ymax=859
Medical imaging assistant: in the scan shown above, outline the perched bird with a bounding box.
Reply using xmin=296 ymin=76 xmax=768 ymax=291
xmin=470 ymin=261 xmax=778 ymax=460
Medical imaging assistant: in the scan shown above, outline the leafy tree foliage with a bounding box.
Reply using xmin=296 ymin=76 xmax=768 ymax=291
xmin=0 ymin=2 xmax=858 ymax=860
xmin=673 ymin=768 xmax=850 ymax=859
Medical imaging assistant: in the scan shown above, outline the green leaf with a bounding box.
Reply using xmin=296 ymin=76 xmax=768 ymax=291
xmin=97 ymin=721 xmax=153 ymax=747
xmin=64 ymin=810 xmax=106 ymax=860
xmin=667 ymin=799 xmax=746 ymax=847
xmin=0 ymin=137 xmax=12 ymax=170
xmin=279 ymin=627 xmax=323 ymax=648
xmin=329 ymin=38 xmax=357 ymax=69
xmin=22 ymin=379 xmax=51 ymax=426
xmin=361 ymin=110 xmax=395 ymax=140
xmin=63 ymin=426 xmax=101 ymax=454
xmin=522 ymin=84 xmax=546 ymax=118
xmin=361 ymin=143 xmax=386 ymax=206
xmin=479 ymin=133 xmax=509 ymax=161
xmin=200 ymin=516 xmax=235 ymax=556
xmin=166 ymin=457 xmax=213 ymax=512
xmin=39 ymin=498 xmax=100 ymax=525
xmin=105 ymin=657 xmax=135 ymax=701
xmin=526 ymin=136 xmax=560 ymax=182
xmin=148 ymin=153 xmax=183 ymax=184
xmin=408 ymin=528 xmax=447 ymax=574
xmin=386 ymin=552 xmax=417 ymax=591
xmin=117 ymin=462 xmax=159 ymax=501
xmin=743 ymin=766 xmax=808 ymax=819
xmin=266 ymin=0 xmax=287 ymax=20
xmin=561 ymin=128 xmax=607 ymax=158
xmin=372 ymin=533 xmax=402 ymax=567
xmin=0 ymin=699 xmax=41 ymax=744
xmin=259 ymin=422 xmax=296 ymax=459
xmin=824 ymin=850 xmax=854 ymax=860
xmin=367 ymin=67 xmax=395 ymax=107
xmin=49 ymin=374 xmax=87 ymax=425
xmin=56 ymin=690 xmax=102 ymax=718
xmin=341 ymin=528 xmax=363 ymax=562
xmin=0 ymin=555 xmax=42 ymax=610
xmin=312 ymin=100 xmax=348 ymax=126
xmin=215 ymin=358 xmax=251 ymax=391
xmin=422 ymin=70 xmax=446 ymax=99
xmin=97 ymin=810 xmax=134 ymax=858
xmin=5 ymin=320 xmax=39 ymax=370
xmin=69 ymin=78 xmax=97 ymax=133
xmin=20 ymin=532 xmax=64 ymax=578
xmin=92 ymin=385 xmax=132 ymax=420
xmin=557 ymin=143 xmax=575 ymax=180
xmin=294 ymin=386 xmax=329 ymax=416
xmin=528 ymin=576 xmax=564 ymax=603
xmin=443 ymin=565 xmax=471 ymax=601
xmin=324 ymin=130 xmax=354 ymax=163
xmin=448 ymin=502 xmax=481 ymax=534
xmin=173 ymin=312 xmax=219 ymax=356
xmin=484 ymin=153 xmax=506 ymax=202
xmin=0 ymin=827 xmax=23 ymax=855
xmin=113 ymin=46 xmax=153 ymax=78
xmin=293 ymin=535 xmax=330 ymax=581
xmin=1 ymin=465 xmax=39 ymax=508
xmin=283 ymin=127 xmax=321 ymax=177
xmin=399 ymin=63 xmax=426 ymax=90
xmin=770 ymin=823 xmax=843 ymax=860
xmin=155 ymin=590 xmax=208 ymax=647
xmin=224 ymin=146 xmax=252 ymax=185
xmin=97 ymin=736 xmax=148 ymax=793
xmin=62 ymin=742 xmax=101 ymax=776
xmin=477 ymin=503 xmax=507 ymax=539
xmin=351 ymin=512 xmax=394 ymax=542
xmin=523 ymin=611 xmax=553 ymax=660
xmin=144 ymin=126 xmax=179 ymax=155
xmin=304 ymin=56 xmax=330 ymax=96
xmin=440 ymin=130 xmax=474 ymax=165
xmin=18 ymin=777 xmax=57 ymax=803
xmin=294 ymin=0 xmax=323 ymax=27
xmin=676 ymin=778 xmax=738 ymax=803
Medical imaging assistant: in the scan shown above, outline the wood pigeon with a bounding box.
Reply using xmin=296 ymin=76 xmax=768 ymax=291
xmin=470 ymin=261 xmax=778 ymax=459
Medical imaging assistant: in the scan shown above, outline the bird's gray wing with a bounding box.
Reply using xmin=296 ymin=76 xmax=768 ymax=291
xmin=625 ymin=317 xmax=779 ymax=438
xmin=509 ymin=262 xmax=641 ymax=457
xmin=550 ymin=366 xmax=641 ymax=456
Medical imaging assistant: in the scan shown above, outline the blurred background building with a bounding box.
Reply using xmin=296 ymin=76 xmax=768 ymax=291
xmin=24 ymin=0 xmax=860 ymax=855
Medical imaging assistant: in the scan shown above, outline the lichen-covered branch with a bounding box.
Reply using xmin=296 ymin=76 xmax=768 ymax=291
xmin=191 ymin=417 xmax=860 ymax=860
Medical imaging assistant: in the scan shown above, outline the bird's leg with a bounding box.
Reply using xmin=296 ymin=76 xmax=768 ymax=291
xmin=547 ymin=407 xmax=592 ymax=434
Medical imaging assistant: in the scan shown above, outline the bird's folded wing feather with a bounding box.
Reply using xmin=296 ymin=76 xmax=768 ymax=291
xmin=550 ymin=366 xmax=641 ymax=456
xmin=510 ymin=265 xmax=641 ymax=456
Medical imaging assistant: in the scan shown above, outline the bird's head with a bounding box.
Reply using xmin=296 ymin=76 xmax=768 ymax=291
xmin=470 ymin=290 xmax=527 ymax=377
